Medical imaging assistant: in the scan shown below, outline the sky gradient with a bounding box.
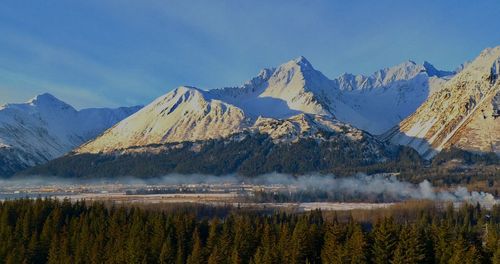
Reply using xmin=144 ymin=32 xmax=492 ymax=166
xmin=1 ymin=0 xmax=500 ymax=109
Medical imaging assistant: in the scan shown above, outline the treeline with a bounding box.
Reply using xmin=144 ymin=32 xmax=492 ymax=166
xmin=4 ymin=199 xmax=500 ymax=263
xmin=20 ymin=133 xmax=421 ymax=178
xmin=19 ymin=134 xmax=500 ymax=189
xmin=396 ymin=147 xmax=500 ymax=190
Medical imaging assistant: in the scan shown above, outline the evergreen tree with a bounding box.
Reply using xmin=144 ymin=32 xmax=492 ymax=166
xmin=321 ymin=222 xmax=347 ymax=263
xmin=371 ymin=217 xmax=398 ymax=264
xmin=392 ymin=224 xmax=425 ymax=264
xmin=187 ymin=228 xmax=204 ymax=264
xmin=254 ymin=221 xmax=278 ymax=264
xmin=290 ymin=217 xmax=313 ymax=264
xmin=277 ymin=224 xmax=292 ymax=263
xmin=208 ymin=246 xmax=225 ymax=264
xmin=432 ymin=220 xmax=454 ymax=264
xmin=492 ymin=242 xmax=500 ymax=264
xmin=159 ymin=238 xmax=177 ymax=264
xmin=346 ymin=223 xmax=367 ymax=264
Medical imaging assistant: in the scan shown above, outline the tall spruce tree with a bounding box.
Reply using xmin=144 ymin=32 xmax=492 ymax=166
xmin=371 ymin=217 xmax=398 ymax=264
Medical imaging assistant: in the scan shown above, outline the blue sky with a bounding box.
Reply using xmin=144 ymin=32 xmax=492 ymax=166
xmin=1 ymin=0 xmax=500 ymax=109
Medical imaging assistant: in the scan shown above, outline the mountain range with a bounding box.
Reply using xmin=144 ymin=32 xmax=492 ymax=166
xmin=0 ymin=94 xmax=140 ymax=176
xmin=77 ymin=55 xmax=454 ymax=153
xmin=3 ymin=46 xmax=500 ymax=177
xmin=386 ymin=47 xmax=500 ymax=159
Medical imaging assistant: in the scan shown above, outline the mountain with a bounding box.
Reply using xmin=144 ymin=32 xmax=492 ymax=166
xmin=26 ymin=113 xmax=407 ymax=178
xmin=211 ymin=57 xmax=454 ymax=135
xmin=336 ymin=60 xmax=454 ymax=134
xmin=77 ymin=86 xmax=249 ymax=153
xmin=0 ymin=93 xmax=141 ymax=176
xmin=22 ymin=53 xmax=485 ymax=178
xmin=209 ymin=56 xmax=339 ymax=118
xmin=78 ymin=56 xmax=453 ymax=155
xmin=387 ymin=47 xmax=500 ymax=159
xmin=30 ymin=56 xmax=453 ymax=178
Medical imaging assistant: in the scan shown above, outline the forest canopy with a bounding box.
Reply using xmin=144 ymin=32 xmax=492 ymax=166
xmin=2 ymin=199 xmax=500 ymax=264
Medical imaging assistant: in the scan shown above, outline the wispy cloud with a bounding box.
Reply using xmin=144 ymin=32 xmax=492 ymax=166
xmin=0 ymin=26 xmax=160 ymax=108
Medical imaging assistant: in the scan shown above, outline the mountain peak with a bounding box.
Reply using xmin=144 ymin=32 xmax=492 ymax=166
xmin=479 ymin=46 xmax=500 ymax=58
xmin=175 ymin=85 xmax=203 ymax=93
xmin=257 ymin=68 xmax=275 ymax=79
xmin=422 ymin=61 xmax=455 ymax=78
xmin=30 ymin=92 xmax=58 ymax=102
xmin=292 ymin=56 xmax=313 ymax=69
xmin=392 ymin=60 xmax=418 ymax=69
xmin=28 ymin=93 xmax=73 ymax=110
xmin=422 ymin=61 xmax=434 ymax=69
xmin=404 ymin=59 xmax=417 ymax=65
xmin=163 ymin=86 xmax=210 ymax=103
xmin=294 ymin=55 xmax=309 ymax=63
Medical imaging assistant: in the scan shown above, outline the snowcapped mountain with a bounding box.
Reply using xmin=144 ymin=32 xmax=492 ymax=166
xmin=211 ymin=57 xmax=453 ymax=135
xmin=387 ymin=46 xmax=500 ymax=159
xmin=336 ymin=60 xmax=454 ymax=134
xmin=28 ymin=49 xmax=500 ymax=179
xmin=251 ymin=113 xmax=377 ymax=144
xmin=9 ymin=47 xmax=500 ymax=178
xmin=0 ymin=93 xmax=141 ymax=176
xmin=208 ymin=56 xmax=336 ymax=118
xmin=78 ymin=86 xmax=249 ymax=153
xmin=77 ymin=56 xmax=453 ymax=155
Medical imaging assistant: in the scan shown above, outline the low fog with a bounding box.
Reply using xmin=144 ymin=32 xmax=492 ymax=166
xmin=1 ymin=173 xmax=497 ymax=207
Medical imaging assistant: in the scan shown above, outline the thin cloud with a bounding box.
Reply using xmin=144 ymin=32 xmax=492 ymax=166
xmin=0 ymin=27 xmax=159 ymax=108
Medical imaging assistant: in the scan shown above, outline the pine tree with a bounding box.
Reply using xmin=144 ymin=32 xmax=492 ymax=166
xmin=371 ymin=217 xmax=397 ymax=264
xmin=485 ymin=222 xmax=499 ymax=259
xmin=392 ymin=224 xmax=425 ymax=264
xmin=492 ymin=242 xmax=500 ymax=264
xmin=205 ymin=218 xmax=220 ymax=257
xmin=277 ymin=224 xmax=292 ymax=263
xmin=6 ymin=247 xmax=23 ymax=264
xmin=254 ymin=221 xmax=278 ymax=264
xmin=432 ymin=220 xmax=453 ymax=264
xmin=321 ymin=223 xmax=347 ymax=263
xmin=231 ymin=247 xmax=243 ymax=264
xmin=159 ymin=236 xmax=176 ymax=264
xmin=213 ymin=220 xmax=233 ymax=264
xmin=290 ymin=217 xmax=312 ymax=264
xmin=208 ymin=246 xmax=225 ymax=264
xmin=462 ymin=245 xmax=481 ymax=264
xmin=346 ymin=223 xmax=367 ymax=264
xmin=47 ymin=233 xmax=60 ymax=264
xmin=25 ymin=231 xmax=41 ymax=264
xmin=449 ymin=233 xmax=476 ymax=264
xmin=231 ymin=216 xmax=257 ymax=264
xmin=187 ymin=228 xmax=204 ymax=264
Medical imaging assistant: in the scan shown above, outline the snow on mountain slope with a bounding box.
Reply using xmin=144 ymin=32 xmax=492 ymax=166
xmin=78 ymin=109 xmax=390 ymax=165
xmin=210 ymin=56 xmax=373 ymax=132
xmin=0 ymin=93 xmax=140 ymax=176
xmin=387 ymin=46 xmax=500 ymax=158
xmin=211 ymin=57 xmax=454 ymax=135
xmin=209 ymin=56 xmax=335 ymax=118
xmin=212 ymin=57 xmax=454 ymax=135
xmin=336 ymin=61 xmax=453 ymax=134
xmin=77 ymin=86 xmax=249 ymax=153
xmin=78 ymin=57 xmax=372 ymax=154
xmin=77 ymin=56 xmax=455 ymax=155
xmin=252 ymin=113 xmax=373 ymax=144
